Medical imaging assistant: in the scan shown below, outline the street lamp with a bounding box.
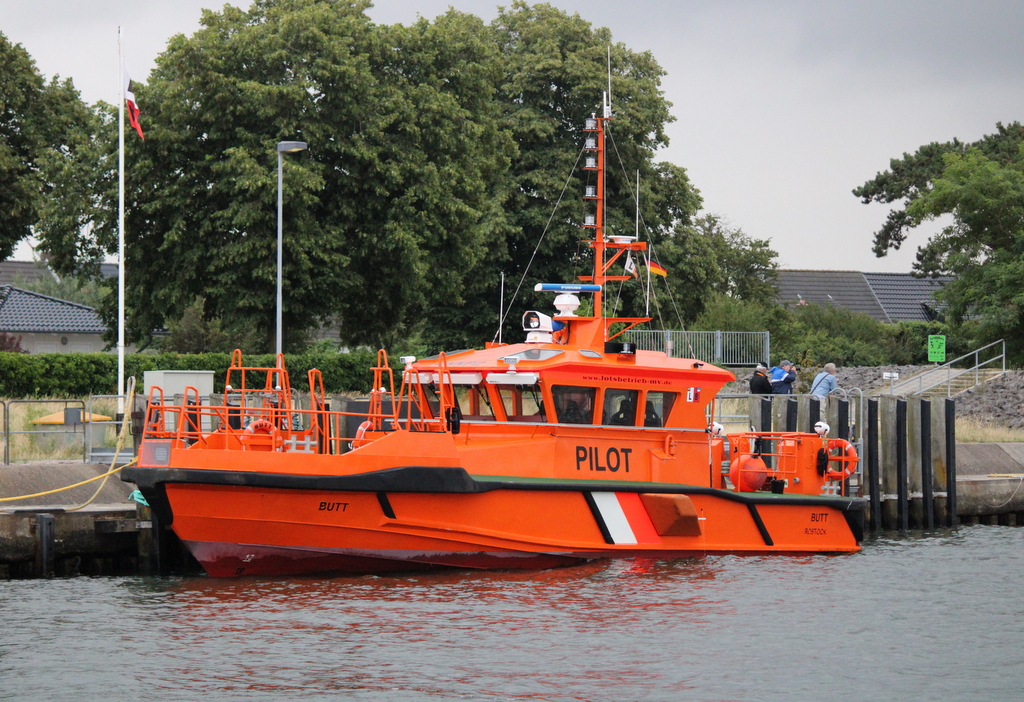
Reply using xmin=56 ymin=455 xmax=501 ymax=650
xmin=276 ymin=140 xmax=307 ymax=356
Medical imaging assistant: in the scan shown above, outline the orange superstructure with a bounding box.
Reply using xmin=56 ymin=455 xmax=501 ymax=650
xmin=123 ymin=107 xmax=864 ymax=577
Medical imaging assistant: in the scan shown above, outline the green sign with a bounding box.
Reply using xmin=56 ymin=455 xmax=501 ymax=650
xmin=928 ymin=335 xmax=946 ymax=363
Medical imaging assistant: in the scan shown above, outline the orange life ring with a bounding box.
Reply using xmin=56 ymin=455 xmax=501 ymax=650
xmin=729 ymin=453 xmax=768 ymax=492
xmin=351 ymin=421 xmax=373 ymax=449
xmin=825 ymin=438 xmax=859 ymax=479
xmin=240 ymin=419 xmax=282 ymax=451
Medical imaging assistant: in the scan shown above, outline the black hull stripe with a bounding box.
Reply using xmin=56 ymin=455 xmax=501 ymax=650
xmin=747 ymin=504 xmax=774 ymax=546
xmin=582 ymin=492 xmax=615 ymax=545
xmin=122 ymin=464 xmax=866 ymax=512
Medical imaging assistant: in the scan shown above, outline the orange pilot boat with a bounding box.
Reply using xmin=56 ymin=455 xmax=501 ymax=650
xmin=123 ymin=105 xmax=865 ymax=577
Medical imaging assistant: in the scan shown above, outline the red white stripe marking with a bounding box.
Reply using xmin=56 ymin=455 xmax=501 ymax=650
xmin=590 ymin=492 xmax=661 ymax=545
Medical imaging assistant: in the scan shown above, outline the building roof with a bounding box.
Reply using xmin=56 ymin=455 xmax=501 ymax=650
xmin=0 ymin=261 xmax=55 ymax=287
xmin=0 ymin=286 xmax=106 ymax=334
xmin=776 ymin=270 xmax=888 ymax=321
xmin=776 ymin=270 xmax=948 ymax=323
xmin=862 ymin=272 xmax=949 ymax=322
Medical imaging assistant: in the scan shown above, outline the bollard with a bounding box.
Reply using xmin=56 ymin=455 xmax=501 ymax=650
xmin=36 ymin=513 xmax=56 ymax=578
xmin=867 ymin=398 xmax=881 ymax=531
xmin=921 ymin=400 xmax=934 ymax=530
xmin=896 ymin=399 xmax=908 ymax=531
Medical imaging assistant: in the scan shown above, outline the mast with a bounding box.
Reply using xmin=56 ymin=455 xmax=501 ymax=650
xmin=578 ymin=93 xmax=648 ymax=344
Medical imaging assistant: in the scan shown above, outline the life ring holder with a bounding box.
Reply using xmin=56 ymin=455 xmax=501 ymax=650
xmin=350 ymin=421 xmax=374 ymax=449
xmin=825 ymin=438 xmax=859 ymax=479
xmin=240 ymin=419 xmax=283 ymax=451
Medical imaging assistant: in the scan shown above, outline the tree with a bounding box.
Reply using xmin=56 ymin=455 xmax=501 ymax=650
xmin=446 ymin=1 xmax=701 ymax=349
xmin=0 ymin=32 xmax=92 ymax=261
xmin=38 ymin=0 xmax=513 ymax=352
xmin=854 ymin=121 xmax=1024 ymax=257
xmin=855 ymin=122 xmax=1024 ymax=362
xmin=35 ymin=1 xmax=707 ymax=353
xmin=639 ymin=214 xmax=777 ymax=328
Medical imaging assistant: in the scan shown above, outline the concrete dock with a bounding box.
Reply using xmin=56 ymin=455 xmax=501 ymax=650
xmin=955 ymin=443 xmax=1024 ymax=523
xmin=0 ymin=461 xmax=148 ymax=578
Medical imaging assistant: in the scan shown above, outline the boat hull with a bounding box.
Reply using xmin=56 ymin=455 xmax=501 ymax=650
xmin=128 ymin=467 xmax=864 ymax=577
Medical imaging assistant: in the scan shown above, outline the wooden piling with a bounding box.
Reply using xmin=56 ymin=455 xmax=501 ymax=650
xmin=945 ymin=398 xmax=958 ymax=527
xmin=808 ymin=397 xmax=820 ymax=432
xmin=35 ymin=513 xmax=56 ymax=578
xmin=896 ymin=398 xmax=909 ymax=531
xmin=867 ymin=398 xmax=881 ymax=531
xmin=920 ymin=399 xmax=934 ymax=530
xmin=907 ymin=397 xmax=923 ymax=528
xmin=879 ymin=396 xmax=898 ymax=529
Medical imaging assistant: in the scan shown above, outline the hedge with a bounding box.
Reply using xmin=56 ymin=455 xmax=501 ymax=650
xmin=0 ymin=350 xmax=396 ymax=397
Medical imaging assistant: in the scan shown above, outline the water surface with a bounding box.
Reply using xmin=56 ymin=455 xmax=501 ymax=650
xmin=2 ymin=526 xmax=1022 ymax=701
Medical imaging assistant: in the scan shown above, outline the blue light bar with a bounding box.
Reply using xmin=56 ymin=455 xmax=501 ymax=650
xmin=533 ymin=283 xmax=602 ymax=293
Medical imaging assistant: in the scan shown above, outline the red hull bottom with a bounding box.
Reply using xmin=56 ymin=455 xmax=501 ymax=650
xmin=185 ymin=541 xmax=712 ymax=578
xmin=187 ymin=541 xmax=591 ymax=578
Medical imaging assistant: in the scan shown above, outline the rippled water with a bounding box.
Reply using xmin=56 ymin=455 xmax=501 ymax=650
xmin=2 ymin=526 xmax=1023 ymax=701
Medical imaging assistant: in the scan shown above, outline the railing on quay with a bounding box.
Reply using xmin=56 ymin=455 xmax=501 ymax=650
xmin=1 ymin=398 xmax=89 ymax=465
xmin=627 ymin=330 xmax=770 ymax=367
xmin=889 ymin=339 xmax=1006 ymax=397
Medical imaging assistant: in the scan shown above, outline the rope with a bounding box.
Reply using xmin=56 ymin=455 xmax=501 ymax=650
xmin=67 ymin=376 xmax=137 ymax=511
xmin=0 ymin=461 xmax=133 ymax=503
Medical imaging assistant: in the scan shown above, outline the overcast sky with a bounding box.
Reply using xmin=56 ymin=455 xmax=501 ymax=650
xmin=5 ymin=0 xmax=1024 ymax=271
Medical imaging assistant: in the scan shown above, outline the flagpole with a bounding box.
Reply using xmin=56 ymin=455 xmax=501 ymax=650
xmin=117 ymin=27 xmax=126 ymax=415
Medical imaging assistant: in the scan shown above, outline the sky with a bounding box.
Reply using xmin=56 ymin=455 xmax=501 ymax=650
xmin=4 ymin=0 xmax=1024 ymax=272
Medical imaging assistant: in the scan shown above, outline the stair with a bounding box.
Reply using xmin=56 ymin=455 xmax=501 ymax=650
xmin=888 ymin=367 xmax=1004 ymax=397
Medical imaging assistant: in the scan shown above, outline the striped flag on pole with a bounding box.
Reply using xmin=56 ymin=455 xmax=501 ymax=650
xmin=647 ymin=258 xmax=668 ymax=277
xmin=124 ymin=67 xmax=144 ymax=139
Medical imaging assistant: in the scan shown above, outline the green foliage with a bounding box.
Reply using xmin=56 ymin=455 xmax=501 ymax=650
xmin=855 ymin=123 xmax=1024 ymax=364
xmin=158 ymin=297 xmax=266 ymax=354
xmin=0 ymin=32 xmax=93 ymax=261
xmin=0 ymin=349 xmax=392 ymax=398
xmin=30 ymin=1 xmax=697 ymax=355
xmin=692 ymin=295 xmax=968 ymax=368
xmin=655 ymin=215 xmax=778 ymax=324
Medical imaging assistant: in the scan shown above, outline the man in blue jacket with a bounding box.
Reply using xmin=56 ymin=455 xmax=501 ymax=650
xmin=770 ymin=360 xmax=797 ymax=394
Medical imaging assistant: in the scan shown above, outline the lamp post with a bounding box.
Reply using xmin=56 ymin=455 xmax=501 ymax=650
xmin=276 ymin=140 xmax=307 ymax=356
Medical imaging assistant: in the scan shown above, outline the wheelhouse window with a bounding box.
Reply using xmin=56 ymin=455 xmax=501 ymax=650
xmin=644 ymin=391 xmax=677 ymax=427
xmin=602 ymin=389 xmax=639 ymax=426
xmin=455 ymin=385 xmax=496 ymax=421
xmin=552 ymin=385 xmax=596 ymax=424
xmin=498 ymin=384 xmax=546 ymax=423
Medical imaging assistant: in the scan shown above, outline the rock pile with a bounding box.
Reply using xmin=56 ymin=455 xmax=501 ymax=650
xmin=955 ymin=371 xmax=1024 ymax=428
xmin=722 ymin=366 xmax=1023 ymax=426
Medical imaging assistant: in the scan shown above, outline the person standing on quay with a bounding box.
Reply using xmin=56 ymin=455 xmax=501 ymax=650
xmin=770 ymin=360 xmax=797 ymax=394
xmin=810 ymin=363 xmax=839 ymax=399
xmin=749 ymin=363 xmax=772 ymax=394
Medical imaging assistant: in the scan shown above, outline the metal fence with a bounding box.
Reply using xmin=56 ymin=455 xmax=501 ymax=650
xmin=627 ymin=330 xmax=770 ymax=366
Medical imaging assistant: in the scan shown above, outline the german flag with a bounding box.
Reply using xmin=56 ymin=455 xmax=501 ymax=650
xmin=647 ymin=259 xmax=668 ymax=277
